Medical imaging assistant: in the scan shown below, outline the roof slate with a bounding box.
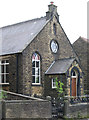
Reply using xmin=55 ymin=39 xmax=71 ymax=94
xmin=45 ymin=58 xmax=75 ymax=75
xmin=0 ymin=17 xmax=49 ymax=55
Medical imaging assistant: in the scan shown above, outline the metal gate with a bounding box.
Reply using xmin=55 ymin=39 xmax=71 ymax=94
xmin=52 ymin=97 xmax=64 ymax=118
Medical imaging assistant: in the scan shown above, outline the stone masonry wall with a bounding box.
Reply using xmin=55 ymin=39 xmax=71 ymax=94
xmin=44 ymin=74 xmax=66 ymax=98
xmin=64 ymin=103 xmax=89 ymax=118
xmin=0 ymin=16 xmax=79 ymax=97
xmin=2 ymin=100 xmax=52 ymax=119
xmin=22 ymin=16 xmax=78 ymax=97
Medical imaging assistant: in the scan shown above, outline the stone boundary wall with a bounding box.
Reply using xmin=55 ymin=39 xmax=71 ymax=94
xmin=64 ymin=102 xmax=89 ymax=118
xmin=2 ymin=100 xmax=52 ymax=119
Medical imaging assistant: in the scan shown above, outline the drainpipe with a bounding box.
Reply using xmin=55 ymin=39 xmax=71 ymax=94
xmin=16 ymin=54 xmax=19 ymax=93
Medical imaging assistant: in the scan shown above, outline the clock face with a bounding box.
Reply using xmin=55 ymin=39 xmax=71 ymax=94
xmin=50 ymin=40 xmax=58 ymax=53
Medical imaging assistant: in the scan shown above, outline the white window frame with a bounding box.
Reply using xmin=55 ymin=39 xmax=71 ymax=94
xmin=32 ymin=54 xmax=40 ymax=85
xmin=52 ymin=78 xmax=56 ymax=89
xmin=0 ymin=60 xmax=9 ymax=83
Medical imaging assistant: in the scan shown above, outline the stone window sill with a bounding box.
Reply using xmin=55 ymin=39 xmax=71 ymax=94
xmin=31 ymin=84 xmax=42 ymax=86
xmin=0 ymin=83 xmax=9 ymax=86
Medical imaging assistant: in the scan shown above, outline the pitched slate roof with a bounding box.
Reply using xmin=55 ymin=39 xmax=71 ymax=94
xmin=45 ymin=58 xmax=75 ymax=75
xmin=0 ymin=17 xmax=49 ymax=55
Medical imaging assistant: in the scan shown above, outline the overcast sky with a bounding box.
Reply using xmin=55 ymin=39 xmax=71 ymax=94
xmin=0 ymin=0 xmax=88 ymax=43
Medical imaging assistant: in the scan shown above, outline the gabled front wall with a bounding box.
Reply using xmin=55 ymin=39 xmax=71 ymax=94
xmin=0 ymin=16 xmax=79 ymax=97
xmin=21 ymin=16 xmax=78 ymax=96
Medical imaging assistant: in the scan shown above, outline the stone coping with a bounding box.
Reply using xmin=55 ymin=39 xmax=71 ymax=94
xmin=2 ymin=100 xmax=49 ymax=103
xmin=69 ymin=102 xmax=88 ymax=106
xmin=0 ymin=90 xmax=46 ymax=101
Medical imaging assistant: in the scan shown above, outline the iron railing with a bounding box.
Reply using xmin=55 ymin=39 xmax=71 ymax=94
xmin=66 ymin=95 xmax=89 ymax=104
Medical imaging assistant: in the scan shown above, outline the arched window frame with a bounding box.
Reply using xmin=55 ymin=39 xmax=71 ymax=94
xmin=32 ymin=53 xmax=41 ymax=85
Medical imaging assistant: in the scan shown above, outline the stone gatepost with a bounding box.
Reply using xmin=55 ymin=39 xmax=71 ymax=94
xmin=64 ymin=96 xmax=69 ymax=118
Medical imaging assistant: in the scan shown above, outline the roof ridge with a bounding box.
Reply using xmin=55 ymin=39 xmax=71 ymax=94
xmin=1 ymin=16 xmax=46 ymax=29
xmin=81 ymin=36 xmax=89 ymax=41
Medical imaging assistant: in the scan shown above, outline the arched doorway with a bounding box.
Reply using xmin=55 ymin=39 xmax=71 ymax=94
xmin=71 ymin=70 xmax=77 ymax=96
xmin=70 ymin=67 xmax=80 ymax=96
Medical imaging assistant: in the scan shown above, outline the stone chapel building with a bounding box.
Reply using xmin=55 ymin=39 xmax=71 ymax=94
xmin=0 ymin=3 xmax=84 ymax=98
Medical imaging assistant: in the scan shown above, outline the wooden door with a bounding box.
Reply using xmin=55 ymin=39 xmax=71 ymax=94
xmin=72 ymin=78 xmax=76 ymax=96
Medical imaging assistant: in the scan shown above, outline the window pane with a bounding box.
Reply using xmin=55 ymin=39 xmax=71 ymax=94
xmin=73 ymin=71 xmax=76 ymax=76
xmin=32 ymin=68 xmax=35 ymax=75
xmin=6 ymin=74 xmax=9 ymax=83
xmin=2 ymin=75 xmax=4 ymax=83
xmin=0 ymin=65 xmax=1 ymax=74
xmin=1 ymin=65 xmax=4 ymax=73
xmin=6 ymin=60 xmax=9 ymax=63
xmin=2 ymin=60 xmax=5 ymax=64
xmin=53 ymin=81 xmax=56 ymax=87
xmin=36 ymin=61 xmax=39 ymax=67
xmin=32 ymin=61 xmax=35 ymax=67
xmin=35 ymin=68 xmax=38 ymax=76
xmin=32 ymin=76 xmax=35 ymax=83
xmin=36 ymin=76 xmax=39 ymax=83
xmin=38 ymin=69 xmax=39 ymax=75
xmin=72 ymin=71 xmax=76 ymax=76
xmin=52 ymin=79 xmax=56 ymax=88
xmin=0 ymin=75 xmax=1 ymax=83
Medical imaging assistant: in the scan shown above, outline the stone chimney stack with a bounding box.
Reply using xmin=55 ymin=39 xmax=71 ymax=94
xmin=46 ymin=2 xmax=59 ymax=21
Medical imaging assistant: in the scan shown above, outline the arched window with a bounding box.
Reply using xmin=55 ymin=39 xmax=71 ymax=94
xmin=53 ymin=23 xmax=56 ymax=35
xmin=72 ymin=70 xmax=77 ymax=77
xmin=32 ymin=53 xmax=40 ymax=84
